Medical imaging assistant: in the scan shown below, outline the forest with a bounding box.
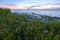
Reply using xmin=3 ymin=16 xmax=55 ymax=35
xmin=0 ymin=8 xmax=60 ymax=40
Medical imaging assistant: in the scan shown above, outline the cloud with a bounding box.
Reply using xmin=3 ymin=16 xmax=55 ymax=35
xmin=0 ymin=4 xmax=60 ymax=10
xmin=0 ymin=4 xmax=27 ymax=10
xmin=27 ymin=1 xmax=60 ymax=9
xmin=30 ymin=5 xmax=60 ymax=9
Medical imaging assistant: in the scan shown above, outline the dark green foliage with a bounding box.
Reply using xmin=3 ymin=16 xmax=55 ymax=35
xmin=0 ymin=8 xmax=60 ymax=40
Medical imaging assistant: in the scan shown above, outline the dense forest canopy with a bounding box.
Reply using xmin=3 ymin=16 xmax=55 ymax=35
xmin=0 ymin=8 xmax=60 ymax=40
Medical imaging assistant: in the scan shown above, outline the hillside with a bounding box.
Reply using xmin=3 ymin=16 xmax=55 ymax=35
xmin=14 ymin=12 xmax=60 ymax=22
xmin=0 ymin=8 xmax=60 ymax=40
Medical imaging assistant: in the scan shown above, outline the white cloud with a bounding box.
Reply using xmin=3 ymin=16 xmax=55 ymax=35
xmin=30 ymin=5 xmax=60 ymax=9
xmin=0 ymin=4 xmax=27 ymax=10
xmin=0 ymin=4 xmax=60 ymax=10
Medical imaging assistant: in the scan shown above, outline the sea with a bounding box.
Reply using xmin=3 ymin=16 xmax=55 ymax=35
xmin=11 ymin=9 xmax=60 ymax=17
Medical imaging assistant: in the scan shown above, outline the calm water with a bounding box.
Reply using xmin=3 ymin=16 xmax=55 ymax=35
xmin=11 ymin=9 xmax=60 ymax=17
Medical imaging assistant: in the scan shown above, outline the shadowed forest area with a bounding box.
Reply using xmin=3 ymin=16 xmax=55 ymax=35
xmin=0 ymin=8 xmax=60 ymax=40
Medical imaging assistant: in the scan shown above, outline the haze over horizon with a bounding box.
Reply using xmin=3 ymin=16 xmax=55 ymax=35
xmin=0 ymin=0 xmax=60 ymax=10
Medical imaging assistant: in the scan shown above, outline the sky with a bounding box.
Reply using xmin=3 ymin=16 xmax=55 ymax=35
xmin=0 ymin=0 xmax=60 ymax=9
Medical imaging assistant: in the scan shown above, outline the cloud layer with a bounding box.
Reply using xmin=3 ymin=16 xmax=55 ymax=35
xmin=1 ymin=0 xmax=60 ymax=10
xmin=0 ymin=4 xmax=60 ymax=10
xmin=0 ymin=4 xmax=27 ymax=10
xmin=30 ymin=5 xmax=60 ymax=9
